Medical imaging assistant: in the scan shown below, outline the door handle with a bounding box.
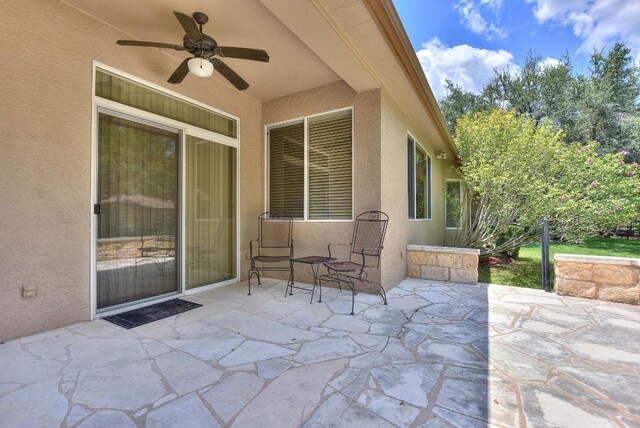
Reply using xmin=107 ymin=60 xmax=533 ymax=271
xmin=94 ymin=203 xmax=101 ymax=215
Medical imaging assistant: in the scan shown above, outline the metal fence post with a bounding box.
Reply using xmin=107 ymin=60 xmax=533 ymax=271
xmin=541 ymin=218 xmax=550 ymax=292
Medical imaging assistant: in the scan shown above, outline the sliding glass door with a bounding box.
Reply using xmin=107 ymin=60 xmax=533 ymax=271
xmin=95 ymin=111 xmax=238 ymax=312
xmin=185 ymin=136 xmax=237 ymax=289
xmin=96 ymin=112 xmax=179 ymax=310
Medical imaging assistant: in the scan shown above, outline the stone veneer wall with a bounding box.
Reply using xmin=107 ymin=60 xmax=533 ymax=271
xmin=407 ymin=245 xmax=479 ymax=284
xmin=555 ymin=254 xmax=640 ymax=305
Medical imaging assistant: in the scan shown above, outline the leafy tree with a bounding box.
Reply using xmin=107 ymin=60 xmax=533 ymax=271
xmin=484 ymin=53 xmax=546 ymax=123
xmin=439 ymin=43 xmax=640 ymax=160
xmin=452 ymin=110 xmax=639 ymax=256
xmin=551 ymin=143 xmax=639 ymax=241
xmin=575 ymin=43 xmax=640 ymax=156
xmin=439 ymin=79 xmax=486 ymax=133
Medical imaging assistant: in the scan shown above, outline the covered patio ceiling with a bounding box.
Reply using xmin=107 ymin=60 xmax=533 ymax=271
xmin=63 ymin=0 xmax=347 ymax=101
xmin=64 ymin=0 xmax=454 ymax=153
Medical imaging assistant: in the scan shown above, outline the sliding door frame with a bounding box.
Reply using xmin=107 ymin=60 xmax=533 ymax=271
xmin=90 ymin=62 xmax=240 ymax=319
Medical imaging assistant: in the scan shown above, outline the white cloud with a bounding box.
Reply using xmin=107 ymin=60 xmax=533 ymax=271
xmin=526 ymin=0 xmax=589 ymax=22
xmin=480 ymin=0 xmax=503 ymax=10
xmin=540 ymin=57 xmax=561 ymax=70
xmin=455 ymin=0 xmax=507 ymax=40
xmin=416 ymin=38 xmax=517 ymax=98
xmin=526 ymin=0 xmax=640 ymax=57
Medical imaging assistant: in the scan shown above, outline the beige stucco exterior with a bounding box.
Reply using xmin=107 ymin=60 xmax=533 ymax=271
xmin=1 ymin=0 xmax=458 ymax=342
xmin=0 ymin=0 xmax=262 ymax=341
xmin=380 ymin=89 xmax=455 ymax=286
xmin=261 ymin=81 xmax=381 ymax=285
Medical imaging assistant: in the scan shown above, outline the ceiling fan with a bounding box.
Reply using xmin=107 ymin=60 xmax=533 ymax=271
xmin=116 ymin=11 xmax=269 ymax=90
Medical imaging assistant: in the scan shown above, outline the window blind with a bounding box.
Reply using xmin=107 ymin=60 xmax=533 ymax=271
xmin=268 ymin=122 xmax=304 ymax=218
xmin=427 ymin=155 xmax=432 ymax=219
xmin=407 ymin=137 xmax=416 ymax=219
xmin=415 ymin=145 xmax=427 ymax=219
xmin=95 ymin=69 xmax=237 ymax=138
xmin=408 ymin=136 xmax=432 ymax=220
xmin=186 ymin=136 xmax=237 ymax=289
xmin=308 ymin=110 xmax=353 ymax=220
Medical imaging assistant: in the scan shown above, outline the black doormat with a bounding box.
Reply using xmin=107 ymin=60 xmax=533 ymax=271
xmin=104 ymin=299 xmax=202 ymax=329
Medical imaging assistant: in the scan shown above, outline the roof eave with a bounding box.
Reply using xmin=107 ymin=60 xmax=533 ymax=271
xmin=363 ymin=0 xmax=459 ymax=161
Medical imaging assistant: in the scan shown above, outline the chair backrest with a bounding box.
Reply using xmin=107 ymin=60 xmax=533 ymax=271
xmin=258 ymin=212 xmax=293 ymax=249
xmin=350 ymin=211 xmax=389 ymax=267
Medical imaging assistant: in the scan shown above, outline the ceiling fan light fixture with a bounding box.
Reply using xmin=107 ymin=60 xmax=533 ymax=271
xmin=187 ymin=57 xmax=214 ymax=77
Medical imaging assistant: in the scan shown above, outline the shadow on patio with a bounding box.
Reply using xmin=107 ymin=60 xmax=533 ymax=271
xmin=1 ymin=278 xmax=639 ymax=427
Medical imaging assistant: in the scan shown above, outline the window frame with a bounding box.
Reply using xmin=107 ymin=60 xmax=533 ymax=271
xmin=265 ymin=107 xmax=354 ymax=222
xmin=407 ymin=133 xmax=432 ymax=221
xmin=445 ymin=179 xmax=463 ymax=229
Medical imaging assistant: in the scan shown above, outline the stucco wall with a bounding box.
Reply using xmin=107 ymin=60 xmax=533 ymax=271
xmin=0 ymin=0 xmax=262 ymax=341
xmin=261 ymin=81 xmax=381 ymax=286
xmin=380 ymin=89 xmax=455 ymax=287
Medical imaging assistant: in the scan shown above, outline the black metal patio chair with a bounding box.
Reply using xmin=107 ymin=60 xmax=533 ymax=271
xmin=319 ymin=211 xmax=389 ymax=314
xmin=248 ymin=212 xmax=294 ymax=295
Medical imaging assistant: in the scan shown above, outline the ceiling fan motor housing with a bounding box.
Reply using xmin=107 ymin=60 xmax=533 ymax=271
xmin=115 ymin=10 xmax=268 ymax=89
xmin=183 ymin=34 xmax=217 ymax=53
xmin=192 ymin=12 xmax=209 ymax=26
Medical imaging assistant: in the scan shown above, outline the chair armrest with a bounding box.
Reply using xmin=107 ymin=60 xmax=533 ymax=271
xmin=357 ymin=247 xmax=383 ymax=267
xmin=249 ymin=239 xmax=259 ymax=257
xmin=327 ymin=243 xmax=351 ymax=259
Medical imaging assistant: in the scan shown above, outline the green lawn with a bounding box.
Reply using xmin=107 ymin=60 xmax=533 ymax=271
xmin=479 ymin=237 xmax=640 ymax=289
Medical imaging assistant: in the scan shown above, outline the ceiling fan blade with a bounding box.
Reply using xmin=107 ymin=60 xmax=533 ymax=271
xmin=173 ymin=11 xmax=202 ymax=42
xmin=217 ymin=47 xmax=269 ymax=62
xmin=212 ymin=59 xmax=249 ymax=90
xmin=117 ymin=40 xmax=185 ymax=50
xmin=168 ymin=58 xmax=190 ymax=84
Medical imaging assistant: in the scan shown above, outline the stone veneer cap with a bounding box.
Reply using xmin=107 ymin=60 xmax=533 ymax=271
xmin=406 ymin=245 xmax=480 ymax=255
xmin=554 ymin=253 xmax=638 ymax=265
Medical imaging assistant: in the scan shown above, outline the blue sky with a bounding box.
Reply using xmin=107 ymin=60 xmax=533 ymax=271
xmin=393 ymin=0 xmax=640 ymax=98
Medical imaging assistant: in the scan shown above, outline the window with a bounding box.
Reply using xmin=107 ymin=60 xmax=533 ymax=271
xmin=95 ymin=68 xmax=237 ymax=138
xmin=408 ymin=135 xmax=431 ymax=220
xmin=267 ymin=109 xmax=353 ymax=220
xmin=268 ymin=122 xmax=305 ymax=218
xmin=446 ymin=180 xmax=463 ymax=228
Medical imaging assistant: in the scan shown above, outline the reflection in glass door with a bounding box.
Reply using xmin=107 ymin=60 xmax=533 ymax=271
xmin=185 ymin=136 xmax=237 ymax=289
xmin=96 ymin=112 xmax=179 ymax=310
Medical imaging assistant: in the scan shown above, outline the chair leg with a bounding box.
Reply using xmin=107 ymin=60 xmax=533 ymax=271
xmin=326 ymin=270 xmax=342 ymax=293
xmin=360 ymin=280 xmax=388 ymax=305
xmin=310 ymin=282 xmax=316 ymax=304
xmin=284 ymin=281 xmax=290 ymax=297
xmin=336 ymin=275 xmax=356 ymax=315
xmin=317 ymin=276 xmax=327 ymax=304
xmin=288 ymin=269 xmax=294 ymax=296
xmin=373 ymin=282 xmax=388 ymax=305
xmin=314 ymin=274 xmax=324 ymax=304
xmin=248 ymin=268 xmax=263 ymax=295
xmin=346 ymin=281 xmax=356 ymax=315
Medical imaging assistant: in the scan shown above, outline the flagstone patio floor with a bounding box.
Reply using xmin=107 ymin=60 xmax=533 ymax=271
xmin=1 ymin=278 xmax=640 ymax=427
